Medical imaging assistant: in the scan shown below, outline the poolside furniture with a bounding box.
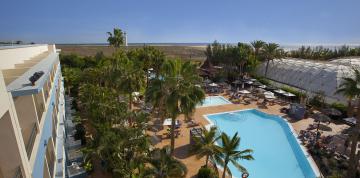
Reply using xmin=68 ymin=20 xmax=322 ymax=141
xmin=187 ymin=120 xmax=200 ymax=127
xmin=163 ymin=128 xmax=180 ymax=138
xmin=190 ymin=127 xmax=203 ymax=145
xmin=343 ymin=117 xmax=356 ymax=126
xmin=150 ymin=135 xmax=162 ymax=145
xmin=163 ymin=118 xmax=180 ymax=127
xmin=288 ymin=103 xmax=306 ymax=120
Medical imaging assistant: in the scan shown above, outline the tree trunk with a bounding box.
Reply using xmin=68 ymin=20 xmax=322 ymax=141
xmin=347 ymin=99 xmax=353 ymax=117
xmin=222 ymin=162 xmax=228 ymax=178
xmin=205 ymin=155 xmax=209 ymax=167
xmin=264 ymin=60 xmax=270 ymax=77
xmin=129 ymin=93 xmax=132 ymax=110
xmin=346 ymin=98 xmax=360 ymax=178
xmin=170 ymin=115 xmax=176 ymax=155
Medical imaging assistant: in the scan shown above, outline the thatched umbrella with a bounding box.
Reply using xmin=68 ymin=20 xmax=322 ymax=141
xmin=232 ymin=80 xmax=243 ymax=90
xmin=321 ymin=108 xmax=342 ymax=116
xmin=312 ymin=113 xmax=331 ymax=132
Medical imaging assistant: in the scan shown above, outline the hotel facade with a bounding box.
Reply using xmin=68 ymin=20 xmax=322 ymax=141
xmin=0 ymin=45 xmax=66 ymax=178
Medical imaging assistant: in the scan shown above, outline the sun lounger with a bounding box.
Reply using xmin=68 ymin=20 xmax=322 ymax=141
xmin=187 ymin=120 xmax=200 ymax=127
xmin=343 ymin=117 xmax=356 ymax=126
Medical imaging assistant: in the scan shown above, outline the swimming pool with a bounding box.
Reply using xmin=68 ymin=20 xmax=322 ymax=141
xmin=197 ymin=96 xmax=232 ymax=107
xmin=204 ymin=109 xmax=320 ymax=178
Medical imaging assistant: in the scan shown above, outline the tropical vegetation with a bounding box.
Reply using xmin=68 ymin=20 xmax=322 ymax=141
xmin=191 ymin=128 xmax=254 ymax=178
xmin=107 ymin=28 xmax=126 ymax=47
xmin=146 ymin=59 xmax=205 ymax=154
xmin=288 ymin=45 xmax=360 ymax=60
xmin=335 ymin=68 xmax=360 ymax=178
xmin=204 ymin=40 xmax=284 ymax=81
xmin=60 ymin=37 xmax=200 ymax=177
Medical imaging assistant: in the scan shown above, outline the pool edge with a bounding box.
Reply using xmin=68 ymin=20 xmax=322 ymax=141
xmin=202 ymin=109 xmax=322 ymax=178
xmin=196 ymin=95 xmax=233 ymax=108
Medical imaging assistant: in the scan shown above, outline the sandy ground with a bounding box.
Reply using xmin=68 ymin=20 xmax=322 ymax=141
xmin=57 ymin=45 xmax=206 ymax=61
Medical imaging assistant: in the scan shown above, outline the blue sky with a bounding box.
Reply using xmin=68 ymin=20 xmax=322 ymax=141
xmin=1 ymin=0 xmax=360 ymax=44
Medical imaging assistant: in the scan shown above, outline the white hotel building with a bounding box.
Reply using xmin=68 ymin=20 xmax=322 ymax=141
xmin=0 ymin=45 xmax=66 ymax=178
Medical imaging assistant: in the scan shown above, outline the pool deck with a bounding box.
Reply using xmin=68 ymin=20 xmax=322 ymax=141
xmin=147 ymin=94 xmax=348 ymax=178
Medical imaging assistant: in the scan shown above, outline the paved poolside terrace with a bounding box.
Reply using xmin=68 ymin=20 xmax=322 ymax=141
xmin=146 ymin=93 xmax=349 ymax=178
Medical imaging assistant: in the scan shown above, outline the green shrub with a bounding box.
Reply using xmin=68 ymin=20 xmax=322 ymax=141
xmin=254 ymin=76 xmax=271 ymax=85
xmin=197 ymin=166 xmax=218 ymax=178
xmin=84 ymin=161 xmax=93 ymax=172
xmin=281 ymin=86 xmax=305 ymax=98
xmin=330 ymin=102 xmax=347 ymax=114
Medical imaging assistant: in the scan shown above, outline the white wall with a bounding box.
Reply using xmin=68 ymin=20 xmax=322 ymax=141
xmin=0 ymin=45 xmax=49 ymax=70
xmin=0 ymin=72 xmax=10 ymax=117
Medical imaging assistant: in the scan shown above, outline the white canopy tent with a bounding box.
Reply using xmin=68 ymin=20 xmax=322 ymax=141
xmin=257 ymin=58 xmax=358 ymax=103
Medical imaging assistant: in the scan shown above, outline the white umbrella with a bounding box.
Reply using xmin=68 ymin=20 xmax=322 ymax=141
xmin=264 ymin=91 xmax=274 ymax=95
xmin=258 ymin=85 xmax=266 ymax=89
xmin=264 ymin=94 xmax=276 ymax=99
xmin=239 ymin=90 xmax=251 ymax=94
xmin=283 ymin=92 xmax=296 ymax=97
xmin=274 ymin=89 xmax=286 ymax=94
xmin=132 ymin=92 xmax=140 ymax=96
xmin=209 ymin=83 xmax=218 ymax=87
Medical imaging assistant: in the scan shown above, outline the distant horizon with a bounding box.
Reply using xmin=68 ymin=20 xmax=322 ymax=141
xmin=2 ymin=41 xmax=360 ymax=46
xmin=1 ymin=0 xmax=360 ymax=44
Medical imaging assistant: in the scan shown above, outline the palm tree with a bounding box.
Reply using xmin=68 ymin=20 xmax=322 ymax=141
xmin=63 ymin=67 xmax=81 ymax=95
xmin=147 ymin=146 xmax=188 ymax=178
xmin=146 ymin=59 xmax=205 ymax=155
xmin=262 ymin=43 xmax=281 ymax=77
xmin=250 ymin=40 xmax=265 ymax=58
xmin=108 ymin=50 xmax=144 ymax=110
xmin=215 ymin=132 xmax=254 ymax=178
xmin=342 ymin=68 xmax=360 ymax=178
xmin=335 ymin=69 xmax=360 ymax=117
xmin=191 ymin=127 xmax=222 ymax=167
xmin=107 ymin=28 xmax=125 ymax=48
xmin=234 ymin=43 xmax=252 ymax=76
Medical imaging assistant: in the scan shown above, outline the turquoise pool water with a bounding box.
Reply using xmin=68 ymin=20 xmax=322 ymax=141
xmin=205 ymin=109 xmax=318 ymax=178
xmin=197 ymin=96 xmax=232 ymax=107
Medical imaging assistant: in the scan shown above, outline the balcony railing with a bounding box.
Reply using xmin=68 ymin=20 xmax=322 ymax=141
xmin=25 ymin=123 xmax=38 ymax=158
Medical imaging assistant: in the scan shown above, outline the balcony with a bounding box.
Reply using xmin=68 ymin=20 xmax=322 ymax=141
xmin=25 ymin=123 xmax=38 ymax=158
xmin=0 ymin=111 xmax=25 ymax=178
